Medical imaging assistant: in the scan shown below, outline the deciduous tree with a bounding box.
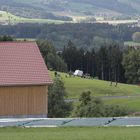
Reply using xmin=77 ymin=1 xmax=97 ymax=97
xmin=48 ymin=76 xmax=72 ymax=118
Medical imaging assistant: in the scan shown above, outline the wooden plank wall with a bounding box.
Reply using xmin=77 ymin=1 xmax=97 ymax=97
xmin=0 ymin=85 xmax=48 ymax=116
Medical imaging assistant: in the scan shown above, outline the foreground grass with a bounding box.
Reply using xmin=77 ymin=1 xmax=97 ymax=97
xmin=1 ymin=127 xmax=140 ymax=140
xmin=50 ymin=72 xmax=140 ymax=99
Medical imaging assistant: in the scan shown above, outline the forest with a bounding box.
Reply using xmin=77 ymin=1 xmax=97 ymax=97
xmin=0 ymin=23 xmax=140 ymax=50
xmin=37 ymin=39 xmax=140 ymax=84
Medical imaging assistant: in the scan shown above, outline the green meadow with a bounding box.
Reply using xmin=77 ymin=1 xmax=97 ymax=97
xmin=0 ymin=127 xmax=140 ymax=140
xmin=50 ymin=72 xmax=140 ymax=99
xmin=0 ymin=11 xmax=67 ymax=24
xmin=50 ymin=71 xmax=140 ymax=111
xmin=105 ymin=97 xmax=140 ymax=111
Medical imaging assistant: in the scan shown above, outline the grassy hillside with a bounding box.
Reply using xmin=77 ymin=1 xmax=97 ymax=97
xmin=118 ymin=0 xmax=140 ymax=13
xmin=1 ymin=0 xmax=140 ymax=20
xmin=50 ymin=71 xmax=140 ymax=111
xmin=1 ymin=127 xmax=140 ymax=140
xmin=50 ymin=72 xmax=140 ymax=99
xmin=0 ymin=11 xmax=66 ymax=24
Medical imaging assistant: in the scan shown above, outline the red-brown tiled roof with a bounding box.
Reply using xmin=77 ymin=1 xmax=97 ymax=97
xmin=0 ymin=42 xmax=53 ymax=86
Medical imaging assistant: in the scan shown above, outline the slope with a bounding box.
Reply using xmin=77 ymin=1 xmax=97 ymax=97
xmin=50 ymin=71 xmax=140 ymax=99
xmin=1 ymin=0 xmax=140 ymax=19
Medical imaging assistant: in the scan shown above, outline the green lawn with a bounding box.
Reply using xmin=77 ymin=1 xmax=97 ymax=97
xmin=105 ymin=97 xmax=140 ymax=111
xmin=50 ymin=72 xmax=140 ymax=99
xmin=1 ymin=127 xmax=140 ymax=140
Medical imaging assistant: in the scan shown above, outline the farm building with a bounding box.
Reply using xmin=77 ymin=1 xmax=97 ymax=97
xmin=0 ymin=42 xmax=53 ymax=118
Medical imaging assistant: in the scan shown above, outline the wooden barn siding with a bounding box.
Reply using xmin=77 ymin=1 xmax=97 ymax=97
xmin=0 ymin=85 xmax=48 ymax=116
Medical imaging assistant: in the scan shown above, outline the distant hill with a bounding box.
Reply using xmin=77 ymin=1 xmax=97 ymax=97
xmin=1 ymin=0 xmax=140 ymax=19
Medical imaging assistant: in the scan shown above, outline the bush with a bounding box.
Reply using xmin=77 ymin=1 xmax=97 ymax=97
xmin=74 ymin=91 xmax=132 ymax=117
xmin=104 ymin=105 xmax=131 ymax=117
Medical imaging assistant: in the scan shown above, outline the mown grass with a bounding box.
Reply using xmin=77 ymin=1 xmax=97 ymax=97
xmin=105 ymin=97 xmax=140 ymax=111
xmin=50 ymin=72 xmax=140 ymax=99
xmin=0 ymin=127 xmax=140 ymax=140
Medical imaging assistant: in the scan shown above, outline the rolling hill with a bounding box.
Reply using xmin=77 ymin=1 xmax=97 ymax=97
xmin=1 ymin=0 xmax=140 ymax=20
xmin=50 ymin=71 xmax=140 ymax=111
xmin=0 ymin=10 xmax=66 ymax=25
xmin=50 ymin=71 xmax=140 ymax=99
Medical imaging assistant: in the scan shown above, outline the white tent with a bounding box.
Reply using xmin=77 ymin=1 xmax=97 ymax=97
xmin=74 ymin=70 xmax=83 ymax=77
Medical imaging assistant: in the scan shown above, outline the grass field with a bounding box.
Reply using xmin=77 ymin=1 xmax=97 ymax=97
xmin=105 ymin=97 xmax=140 ymax=111
xmin=50 ymin=72 xmax=140 ymax=112
xmin=0 ymin=127 xmax=140 ymax=140
xmin=50 ymin=72 xmax=140 ymax=99
xmin=124 ymin=41 xmax=140 ymax=46
xmin=0 ymin=11 xmax=67 ymax=24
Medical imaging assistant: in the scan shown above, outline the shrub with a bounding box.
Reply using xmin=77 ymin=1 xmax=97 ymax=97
xmin=74 ymin=91 xmax=132 ymax=117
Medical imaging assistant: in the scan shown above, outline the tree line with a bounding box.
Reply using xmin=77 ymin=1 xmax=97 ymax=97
xmin=37 ymin=39 xmax=139 ymax=84
xmin=63 ymin=40 xmax=140 ymax=84
xmin=0 ymin=23 xmax=140 ymax=49
xmin=62 ymin=40 xmax=126 ymax=83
